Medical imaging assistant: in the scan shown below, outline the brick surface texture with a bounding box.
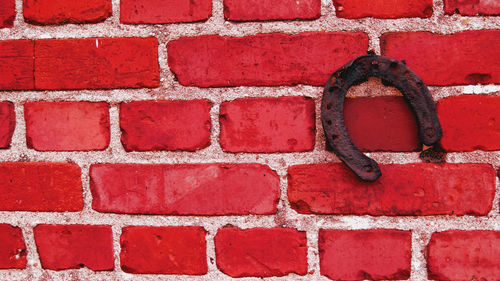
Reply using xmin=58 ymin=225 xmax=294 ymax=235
xmin=25 ymin=102 xmax=110 ymax=151
xmin=224 ymin=0 xmax=321 ymax=21
xmin=0 ymin=0 xmax=15 ymax=28
xmin=319 ymin=229 xmax=412 ymax=280
xmin=23 ymin=0 xmax=112 ymax=25
xmin=120 ymin=226 xmax=207 ymax=274
xmin=215 ymin=227 xmax=308 ymax=277
xmin=120 ymin=100 xmax=211 ymax=151
xmin=34 ymin=225 xmax=114 ymax=271
xmin=220 ymin=96 xmax=315 ymax=152
xmin=333 ymin=0 xmax=433 ymax=18
xmin=0 ymin=0 xmax=499 ymax=280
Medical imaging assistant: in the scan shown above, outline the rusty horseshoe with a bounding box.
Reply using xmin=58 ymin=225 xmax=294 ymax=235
xmin=321 ymin=54 xmax=442 ymax=182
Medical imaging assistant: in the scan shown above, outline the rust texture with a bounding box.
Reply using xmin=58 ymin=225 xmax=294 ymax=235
xmin=321 ymin=54 xmax=442 ymax=181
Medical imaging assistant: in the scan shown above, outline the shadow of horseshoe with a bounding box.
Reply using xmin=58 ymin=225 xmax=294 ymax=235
xmin=321 ymin=54 xmax=442 ymax=182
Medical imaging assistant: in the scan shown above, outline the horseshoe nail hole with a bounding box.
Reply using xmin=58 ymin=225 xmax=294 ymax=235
xmin=328 ymin=86 xmax=336 ymax=92
xmin=326 ymin=103 xmax=332 ymax=110
xmin=364 ymin=165 xmax=373 ymax=173
xmin=326 ymin=120 xmax=332 ymax=125
xmin=425 ymin=128 xmax=435 ymax=138
xmin=390 ymin=61 xmax=398 ymax=68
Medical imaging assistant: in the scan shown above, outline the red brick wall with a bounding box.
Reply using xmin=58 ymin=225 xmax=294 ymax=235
xmin=0 ymin=0 xmax=499 ymax=280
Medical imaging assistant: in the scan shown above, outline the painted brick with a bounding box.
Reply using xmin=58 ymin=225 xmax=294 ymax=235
xmin=0 ymin=224 xmax=26 ymax=269
xmin=34 ymin=225 xmax=114 ymax=271
xmin=438 ymin=95 xmax=500 ymax=152
xmin=224 ymin=0 xmax=320 ymax=21
xmin=344 ymin=96 xmax=420 ymax=152
xmin=35 ymin=37 xmax=159 ymax=90
xmin=120 ymin=226 xmax=207 ymax=274
xmin=215 ymin=227 xmax=308 ymax=277
xmin=319 ymin=229 xmax=411 ymax=280
xmin=220 ymin=97 xmax=315 ymax=153
xmin=444 ymin=0 xmax=500 ymax=15
xmin=287 ymin=163 xmax=495 ymax=215
xmin=428 ymin=230 xmax=500 ymax=280
xmin=90 ymin=163 xmax=280 ymax=215
xmin=23 ymin=0 xmax=111 ymax=25
xmin=0 ymin=0 xmax=15 ymax=27
xmin=0 ymin=40 xmax=34 ymax=90
xmin=0 ymin=162 xmax=83 ymax=211
xmin=167 ymin=32 xmax=368 ymax=87
xmin=0 ymin=102 xmax=15 ymax=149
xmin=333 ymin=0 xmax=433 ymax=18
xmin=381 ymin=30 xmax=500 ymax=85
xmin=120 ymin=100 xmax=211 ymax=151
xmin=121 ymin=0 xmax=211 ymax=24
xmin=25 ymin=102 xmax=110 ymax=151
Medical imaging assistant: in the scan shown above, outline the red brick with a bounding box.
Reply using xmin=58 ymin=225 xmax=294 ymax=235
xmin=319 ymin=229 xmax=411 ymax=280
xmin=90 ymin=163 xmax=279 ymax=215
xmin=167 ymin=32 xmax=368 ymax=87
xmin=0 ymin=162 xmax=82 ymax=211
xmin=333 ymin=0 xmax=432 ymax=18
xmin=0 ymin=102 xmax=15 ymax=149
xmin=220 ymin=97 xmax=315 ymax=153
xmin=23 ymin=0 xmax=111 ymax=25
xmin=381 ymin=30 xmax=500 ymax=85
xmin=444 ymin=0 xmax=500 ymax=15
xmin=288 ymin=163 xmax=495 ymax=215
xmin=0 ymin=40 xmax=34 ymax=90
xmin=224 ymin=0 xmax=320 ymax=21
xmin=25 ymin=102 xmax=110 ymax=151
xmin=0 ymin=0 xmax=15 ymax=27
xmin=120 ymin=100 xmax=211 ymax=152
xmin=121 ymin=0 xmax=211 ymax=24
xmin=438 ymin=95 xmax=500 ymax=152
xmin=344 ymin=96 xmax=420 ymax=152
xmin=120 ymin=226 xmax=207 ymax=274
xmin=34 ymin=225 xmax=114 ymax=271
xmin=35 ymin=37 xmax=159 ymax=90
xmin=0 ymin=224 xmax=26 ymax=269
xmin=428 ymin=230 xmax=500 ymax=280
xmin=215 ymin=227 xmax=307 ymax=277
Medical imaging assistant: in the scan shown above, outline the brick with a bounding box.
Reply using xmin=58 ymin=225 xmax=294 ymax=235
xmin=23 ymin=0 xmax=111 ymax=25
xmin=0 ymin=0 xmax=15 ymax=27
xmin=381 ymin=30 xmax=500 ymax=85
xmin=444 ymin=0 xmax=500 ymax=15
xmin=168 ymin=32 xmax=368 ymax=87
xmin=34 ymin=225 xmax=114 ymax=271
xmin=428 ymin=230 xmax=500 ymax=280
xmin=121 ymin=0 xmax=211 ymax=24
xmin=215 ymin=227 xmax=307 ymax=277
xmin=333 ymin=0 xmax=433 ymax=18
xmin=438 ymin=95 xmax=500 ymax=152
xmin=220 ymin=97 xmax=315 ymax=153
xmin=0 ymin=224 xmax=26 ymax=269
xmin=0 ymin=40 xmax=34 ymax=90
xmin=120 ymin=100 xmax=211 ymax=151
xmin=224 ymin=0 xmax=320 ymax=21
xmin=344 ymin=96 xmax=420 ymax=152
xmin=35 ymin=37 xmax=159 ymax=90
xmin=288 ymin=163 xmax=495 ymax=215
xmin=25 ymin=102 xmax=110 ymax=151
xmin=90 ymin=163 xmax=279 ymax=215
xmin=319 ymin=229 xmax=411 ymax=280
xmin=0 ymin=102 xmax=15 ymax=149
xmin=0 ymin=162 xmax=82 ymax=211
xmin=120 ymin=226 xmax=207 ymax=274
